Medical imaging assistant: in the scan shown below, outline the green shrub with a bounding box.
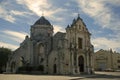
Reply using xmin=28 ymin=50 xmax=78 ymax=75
xmin=17 ymin=65 xmax=44 ymax=73
xmin=37 ymin=65 xmax=44 ymax=71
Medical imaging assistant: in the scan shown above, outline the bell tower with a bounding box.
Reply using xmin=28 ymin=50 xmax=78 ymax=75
xmin=30 ymin=16 xmax=54 ymax=68
xmin=66 ymin=14 xmax=94 ymax=74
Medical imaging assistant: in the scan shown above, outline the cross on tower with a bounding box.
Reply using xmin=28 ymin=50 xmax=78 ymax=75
xmin=42 ymin=11 xmax=44 ymax=16
xmin=78 ymin=13 xmax=80 ymax=17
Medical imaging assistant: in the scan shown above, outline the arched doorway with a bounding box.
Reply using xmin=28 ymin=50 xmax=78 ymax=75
xmin=78 ymin=56 xmax=84 ymax=72
xmin=53 ymin=64 xmax=57 ymax=73
xmin=11 ymin=62 xmax=15 ymax=72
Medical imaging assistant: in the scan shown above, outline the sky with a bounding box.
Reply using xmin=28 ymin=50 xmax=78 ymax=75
xmin=0 ymin=0 xmax=120 ymax=52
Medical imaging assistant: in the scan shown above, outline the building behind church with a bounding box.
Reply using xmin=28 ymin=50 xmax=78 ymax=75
xmin=6 ymin=15 xmax=94 ymax=75
xmin=94 ymin=49 xmax=120 ymax=71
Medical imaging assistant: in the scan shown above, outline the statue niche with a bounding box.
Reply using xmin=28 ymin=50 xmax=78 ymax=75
xmin=38 ymin=44 xmax=45 ymax=64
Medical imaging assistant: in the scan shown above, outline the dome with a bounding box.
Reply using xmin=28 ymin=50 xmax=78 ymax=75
xmin=34 ymin=16 xmax=51 ymax=25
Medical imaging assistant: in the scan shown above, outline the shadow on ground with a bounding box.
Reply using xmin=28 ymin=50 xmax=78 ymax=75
xmin=4 ymin=72 xmax=120 ymax=80
xmin=69 ymin=73 xmax=120 ymax=80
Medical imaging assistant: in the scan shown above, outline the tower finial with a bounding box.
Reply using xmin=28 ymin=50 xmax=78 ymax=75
xmin=42 ymin=11 xmax=44 ymax=16
xmin=78 ymin=13 xmax=80 ymax=17
xmin=77 ymin=13 xmax=81 ymax=20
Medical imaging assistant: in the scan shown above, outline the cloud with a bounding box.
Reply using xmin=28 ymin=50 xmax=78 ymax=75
xmin=77 ymin=0 xmax=120 ymax=52
xmin=4 ymin=15 xmax=16 ymax=23
xmin=1 ymin=30 xmax=29 ymax=43
xmin=0 ymin=1 xmax=34 ymax=23
xmin=16 ymin=0 xmax=67 ymax=20
xmin=11 ymin=10 xmax=25 ymax=16
xmin=0 ymin=41 xmax=18 ymax=50
xmin=105 ymin=0 xmax=120 ymax=6
xmin=0 ymin=7 xmax=15 ymax=23
xmin=0 ymin=0 xmax=119 ymax=53
xmin=92 ymin=37 xmax=120 ymax=52
xmin=16 ymin=0 xmax=51 ymax=16
xmin=10 ymin=10 xmax=32 ymax=16
xmin=1 ymin=0 xmax=68 ymax=24
xmin=77 ymin=0 xmax=120 ymax=31
xmin=0 ymin=30 xmax=29 ymax=50
xmin=54 ymin=25 xmax=66 ymax=34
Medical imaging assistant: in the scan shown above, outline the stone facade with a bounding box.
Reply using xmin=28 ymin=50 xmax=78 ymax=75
xmin=94 ymin=49 xmax=120 ymax=71
xmin=6 ymin=15 xmax=94 ymax=74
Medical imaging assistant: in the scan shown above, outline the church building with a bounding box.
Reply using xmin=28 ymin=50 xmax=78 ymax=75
xmin=6 ymin=15 xmax=94 ymax=74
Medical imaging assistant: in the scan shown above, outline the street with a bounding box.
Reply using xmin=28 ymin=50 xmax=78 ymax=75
xmin=0 ymin=72 xmax=120 ymax=80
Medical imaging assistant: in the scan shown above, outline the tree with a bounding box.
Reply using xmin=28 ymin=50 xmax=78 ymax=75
xmin=0 ymin=47 xmax=12 ymax=73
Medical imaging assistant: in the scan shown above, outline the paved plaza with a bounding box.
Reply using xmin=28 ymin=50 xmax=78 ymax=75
xmin=0 ymin=72 xmax=120 ymax=80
